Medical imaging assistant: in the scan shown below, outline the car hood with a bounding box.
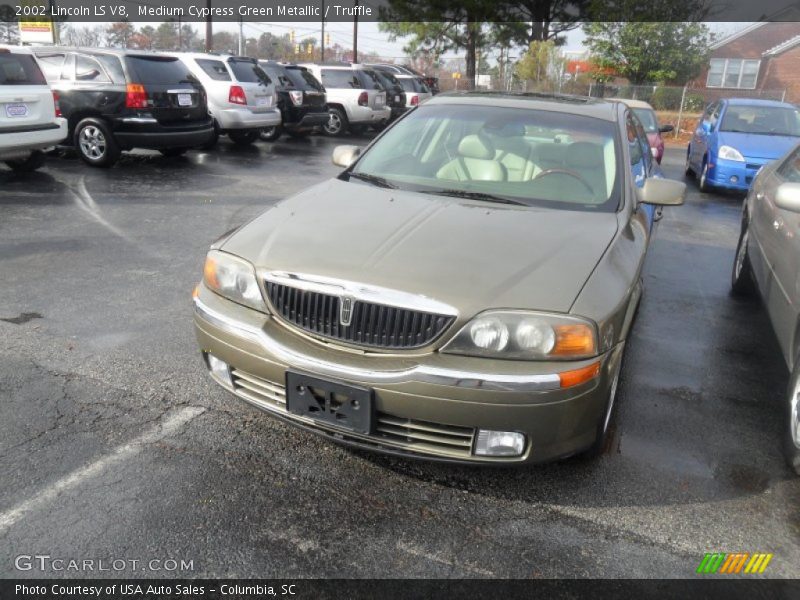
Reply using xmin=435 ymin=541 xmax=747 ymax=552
xmin=717 ymin=131 xmax=800 ymax=160
xmin=222 ymin=179 xmax=619 ymax=316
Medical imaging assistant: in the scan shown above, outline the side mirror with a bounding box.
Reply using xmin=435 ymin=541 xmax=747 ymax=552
xmin=637 ymin=177 xmax=686 ymax=206
xmin=659 ymin=124 xmax=674 ymax=134
xmin=332 ymin=145 xmax=362 ymax=168
xmin=775 ymin=182 xmax=800 ymax=213
xmin=701 ymin=121 xmax=711 ymax=133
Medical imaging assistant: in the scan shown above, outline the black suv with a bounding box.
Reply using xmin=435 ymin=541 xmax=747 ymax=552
xmin=258 ymin=61 xmax=328 ymax=141
xmin=371 ymin=68 xmax=408 ymax=128
xmin=32 ymin=47 xmax=214 ymax=167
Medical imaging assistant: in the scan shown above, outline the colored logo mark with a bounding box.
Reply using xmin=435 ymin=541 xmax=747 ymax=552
xmin=696 ymin=552 xmax=773 ymax=574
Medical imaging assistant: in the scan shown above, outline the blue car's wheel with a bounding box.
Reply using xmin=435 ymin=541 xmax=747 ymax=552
xmin=685 ymin=148 xmax=693 ymax=176
xmin=699 ymin=159 xmax=712 ymax=193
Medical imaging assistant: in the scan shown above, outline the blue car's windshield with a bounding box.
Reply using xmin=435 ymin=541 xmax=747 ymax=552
xmin=719 ymin=105 xmax=800 ymax=137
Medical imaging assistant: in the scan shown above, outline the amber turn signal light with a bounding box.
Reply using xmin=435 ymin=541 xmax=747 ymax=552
xmin=558 ymin=361 xmax=600 ymax=388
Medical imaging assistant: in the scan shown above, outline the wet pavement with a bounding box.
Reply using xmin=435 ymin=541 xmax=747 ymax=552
xmin=1 ymin=139 xmax=798 ymax=578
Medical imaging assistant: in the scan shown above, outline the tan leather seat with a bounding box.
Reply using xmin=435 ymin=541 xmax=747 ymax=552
xmin=436 ymin=135 xmax=507 ymax=182
xmin=564 ymin=142 xmax=606 ymax=200
xmin=494 ymin=137 xmax=539 ymax=182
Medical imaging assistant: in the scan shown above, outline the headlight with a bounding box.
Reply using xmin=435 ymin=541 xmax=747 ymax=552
xmin=202 ymin=250 xmax=266 ymax=312
xmin=441 ymin=311 xmax=598 ymax=360
xmin=718 ymin=145 xmax=745 ymax=162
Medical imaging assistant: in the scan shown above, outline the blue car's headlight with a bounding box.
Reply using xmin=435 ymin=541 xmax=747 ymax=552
xmin=719 ymin=145 xmax=745 ymax=162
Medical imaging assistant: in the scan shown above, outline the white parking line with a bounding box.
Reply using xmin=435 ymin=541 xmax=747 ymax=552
xmin=0 ymin=406 xmax=204 ymax=534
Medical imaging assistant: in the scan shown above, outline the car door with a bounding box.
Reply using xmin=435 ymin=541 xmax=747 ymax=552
xmin=758 ymin=147 xmax=800 ymax=363
xmin=692 ymin=101 xmax=718 ymax=169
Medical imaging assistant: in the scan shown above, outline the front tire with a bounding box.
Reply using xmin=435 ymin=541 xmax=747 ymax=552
xmin=228 ymin=129 xmax=260 ymax=146
xmin=584 ymin=351 xmax=624 ymax=459
xmin=5 ymin=150 xmax=45 ymax=172
xmin=684 ymin=148 xmax=693 ymax=176
xmin=785 ymin=359 xmax=800 ymax=476
xmin=323 ymin=107 xmax=347 ymax=137
xmin=74 ymin=118 xmax=120 ymax=168
xmin=698 ymin=159 xmax=712 ymax=193
xmin=731 ymin=219 xmax=755 ymax=296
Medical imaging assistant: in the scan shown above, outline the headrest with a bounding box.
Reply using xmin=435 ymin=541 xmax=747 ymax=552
xmin=458 ymin=135 xmax=495 ymax=160
xmin=565 ymin=142 xmax=604 ymax=169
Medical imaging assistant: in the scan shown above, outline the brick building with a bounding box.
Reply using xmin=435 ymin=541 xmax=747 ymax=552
xmin=691 ymin=21 xmax=800 ymax=103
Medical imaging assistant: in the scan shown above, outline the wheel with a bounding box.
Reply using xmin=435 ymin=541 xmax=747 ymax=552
xmin=5 ymin=150 xmax=45 ymax=172
xmin=731 ymin=218 xmax=755 ymax=296
xmin=698 ymin=159 xmax=712 ymax=193
xmin=228 ymin=130 xmax=260 ymax=146
xmin=159 ymin=148 xmax=187 ymax=157
xmin=200 ymin=127 xmax=219 ymax=150
xmin=74 ymin=118 xmax=120 ymax=167
xmin=785 ymin=358 xmax=800 ymax=476
xmin=684 ymin=148 xmax=693 ymax=176
xmin=260 ymin=125 xmax=282 ymax=142
xmin=323 ymin=107 xmax=348 ymax=137
xmin=584 ymin=351 xmax=624 ymax=459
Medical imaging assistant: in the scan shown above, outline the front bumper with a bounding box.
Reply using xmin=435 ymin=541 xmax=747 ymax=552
xmin=215 ymin=106 xmax=281 ymax=130
xmin=708 ymin=156 xmax=770 ymax=191
xmin=0 ymin=119 xmax=67 ymax=159
xmin=193 ymin=288 xmax=620 ymax=465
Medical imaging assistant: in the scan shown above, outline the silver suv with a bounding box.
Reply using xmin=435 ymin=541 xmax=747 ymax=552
xmin=0 ymin=46 xmax=66 ymax=171
xmin=300 ymin=64 xmax=390 ymax=136
xmin=173 ymin=53 xmax=280 ymax=146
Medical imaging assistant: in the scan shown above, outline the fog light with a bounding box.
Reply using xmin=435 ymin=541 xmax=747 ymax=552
xmin=474 ymin=430 xmax=526 ymax=457
xmin=207 ymin=353 xmax=232 ymax=387
xmin=730 ymin=175 xmax=739 ymax=183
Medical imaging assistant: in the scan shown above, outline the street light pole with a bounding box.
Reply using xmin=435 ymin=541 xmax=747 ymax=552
xmin=205 ymin=0 xmax=212 ymax=52
xmin=352 ymin=0 xmax=359 ymax=63
xmin=321 ymin=0 xmax=325 ymax=62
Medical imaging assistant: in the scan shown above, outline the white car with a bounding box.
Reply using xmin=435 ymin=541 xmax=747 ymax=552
xmin=300 ymin=64 xmax=391 ymax=136
xmin=172 ymin=53 xmax=280 ymax=146
xmin=0 ymin=46 xmax=66 ymax=171
xmin=395 ymin=75 xmax=432 ymax=107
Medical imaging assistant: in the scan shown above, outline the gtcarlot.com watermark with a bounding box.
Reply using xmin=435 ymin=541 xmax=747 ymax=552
xmin=14 ymin=554 xmax=194 ymax=573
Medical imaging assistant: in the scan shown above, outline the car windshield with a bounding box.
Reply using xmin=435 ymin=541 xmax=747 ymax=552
xmin=633 ymin=108 xmax=658 ymax=133
xmin=719 ymin=105 xmax=800 ymax=136
xmin=0 ymin=52 xmax=47 ymax=85
xmin=350 ymin=104 xmax=620 ymax=212
xmin=260 ymin=63 xmax=292 ymax=88
xmin=125 ymin=56 xmax=191 ymax=84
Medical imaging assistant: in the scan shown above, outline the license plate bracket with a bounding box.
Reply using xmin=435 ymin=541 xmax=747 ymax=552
xmin=177 ymin=93 xmax=192 ymax=107
xmin=5 ymin=103 xmax=28 ymax=118
xmin=285 ymin=371 xmax=373 ymax=434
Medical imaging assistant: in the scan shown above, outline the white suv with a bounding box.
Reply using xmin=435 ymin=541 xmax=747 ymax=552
xmin=172 ymin=53 xmax=280 ymax=146
xmin=300 ymin=64 xmax=390 ymax=136
xmin=0 ymin=46 xmax=67 ymax=171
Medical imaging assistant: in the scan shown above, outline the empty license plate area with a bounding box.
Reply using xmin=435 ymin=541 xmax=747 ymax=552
xmin=285 ymin=371 xmax=373 ymax=434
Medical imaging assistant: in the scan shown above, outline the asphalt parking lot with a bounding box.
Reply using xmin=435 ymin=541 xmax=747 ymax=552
xmin=1 ymin=139 xmax=798 ymax=579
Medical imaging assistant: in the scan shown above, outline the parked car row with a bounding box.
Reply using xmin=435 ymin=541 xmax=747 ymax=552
xmin=2 ymin=46 xmax=437 ymax=168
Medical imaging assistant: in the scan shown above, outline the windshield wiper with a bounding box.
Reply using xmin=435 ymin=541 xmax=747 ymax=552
xmin=347 ymin=172 xmax=397 ymax=189
xmin=421 ymin=188 xmax=528 ymax=206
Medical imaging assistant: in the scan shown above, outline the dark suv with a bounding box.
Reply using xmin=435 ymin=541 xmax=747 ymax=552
xmin=371 ymin=68 xmax=408 ymax=127
xmin=258 ymin=61 xmax=328 ymax=141
xmin=32 ymin=47 xmax=214 ymax=167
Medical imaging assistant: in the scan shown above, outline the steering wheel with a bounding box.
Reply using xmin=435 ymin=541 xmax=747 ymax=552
xmin=533 ymin=168 xmax=595 ymax=195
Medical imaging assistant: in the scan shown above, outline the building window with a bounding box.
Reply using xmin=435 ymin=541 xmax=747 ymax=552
xmin=707 ymin=58 xmax=760 ymax=89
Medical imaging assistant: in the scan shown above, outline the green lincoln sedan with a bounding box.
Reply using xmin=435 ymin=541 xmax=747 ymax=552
xmin=193 ymin=93 xmax=685 ymax=464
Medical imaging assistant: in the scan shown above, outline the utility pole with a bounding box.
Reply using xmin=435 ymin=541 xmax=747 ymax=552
xmin=177 ymin=16 xmax=182 ymax=51
xmin=205 ymin=0 xmax=212 ymax=52
xmin=238 ymin=16 xmax=243 ymax=56
xmin=352 ymin=0 xmax=358 ymax=63
xmin=320 ymin=0 xmax=325 ymax=62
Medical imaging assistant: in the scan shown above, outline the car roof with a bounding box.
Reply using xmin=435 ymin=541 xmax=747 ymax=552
xmin=425 ymin=92 xmax=619 ymax=121
xmin=724 ymin=97 xmax=796 ymax=108
xmin=29 ymin=46 xmax=176 ymax=59
xmin=605 ymin=97 xmax=654 ymax=110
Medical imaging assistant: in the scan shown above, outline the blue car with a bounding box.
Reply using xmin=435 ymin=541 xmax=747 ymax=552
xmin=686 ymin=98 xmax=800 ymax=193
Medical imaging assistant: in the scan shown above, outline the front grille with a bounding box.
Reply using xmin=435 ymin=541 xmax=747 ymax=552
xmin=374 ymin=414 xmax=475 ymax=459
xmin=227 ymin=369 xmax=476 ymax=459
xmin=265 ymin=282 xmax=454 ymax=350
